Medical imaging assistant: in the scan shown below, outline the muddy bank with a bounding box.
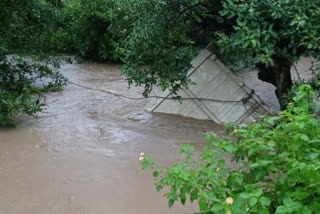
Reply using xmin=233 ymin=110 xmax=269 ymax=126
xmin=0 ymin=63 xmax=224 ymax=214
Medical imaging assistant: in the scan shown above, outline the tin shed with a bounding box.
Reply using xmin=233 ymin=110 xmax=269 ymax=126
xmin=145 ymin=49 xmax=272 ymax=125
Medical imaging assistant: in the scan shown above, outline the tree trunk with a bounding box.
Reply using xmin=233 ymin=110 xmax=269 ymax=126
xmin=257 ymin=56 xmax=293 ymax=110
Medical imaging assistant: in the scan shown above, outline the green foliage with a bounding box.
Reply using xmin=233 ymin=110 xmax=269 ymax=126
xmin=141 ymin=85 xmax=320 ymax=213
xmin=121 ymin=0 xmax=320 ymax=103
xmin=0 ymin=0 xmax=63 ymax=53
xmin=121 ymin=0 xmax=212 ymax=96
xmin=285 ymin=61 xmax=320 ymax=105
xmin=0 ymin=0 xmax=138 ymax=60
xmin=56 ymin=0 xmax=115 ymax=60
xmin=0 ymin=0 xmax=115 ymax=60
xmin=217 ymin=0 xmax=320 ymax=65
xmin=0 ymin=1 xmax=69 ymax=126
xmin=43 ymin=0 xmax=146 ymax=61
xmin=0 ymin=57 xmax=67 ymax=126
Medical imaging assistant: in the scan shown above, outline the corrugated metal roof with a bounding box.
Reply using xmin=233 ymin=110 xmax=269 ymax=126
xmin=145 ymin=49 xmax=272 ymax=125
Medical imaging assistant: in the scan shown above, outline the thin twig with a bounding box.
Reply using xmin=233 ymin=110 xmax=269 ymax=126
xmin=292 ymin=64 xmax=301 ymax=81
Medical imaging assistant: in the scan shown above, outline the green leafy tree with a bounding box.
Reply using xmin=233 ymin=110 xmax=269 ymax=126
xmin=0 ymin=57 xmax=67 ymax=126
xmin=123 ymin=0 xmax=320 ymax=109
xmin=218 ymin=0 xmax=320 ymax=109
xmin=141 ymin=85 xmax=320 ymax=213
xmin=49 ymin=0 xmax=147 ymax=61
xmin=0 ymin=0 xmax=68 ymax=126
xmin=122 ymin=0 xmax=216 ymax=96
xmin=0 ymin=0 xmax=66 ymax=53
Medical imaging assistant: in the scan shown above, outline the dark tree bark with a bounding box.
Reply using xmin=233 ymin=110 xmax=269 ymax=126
xmin=257 ymin=56 xmax=293 ymax=110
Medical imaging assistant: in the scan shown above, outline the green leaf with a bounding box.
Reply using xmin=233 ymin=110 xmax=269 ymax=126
xmin=239 ymin=193 xmax=250 ymax=199
xmin=224 ymin=144 xmax=235 ymax=153
xmin=180 ymin=196 xmax=186 ymax=205
xmin=251 ymin=39 xmax=257 ymax=48
xmin=250 ymin=163 xmax=260 ymax=169
xmin=309 ymin=153 xmax=319 ymax=160
xmin=153 ymin=171 xmax=159 ymax=177
xmin=198 ymin=198 xmax=208 ymax=211
xmin=190 ymin=190 xmax=199 ymax=202
xmin=211 ymin=203 xmax=225 ymax=212
xmin=141 ymin=161 xmax=149 ymax=171
xmin=211 ymin=140 xmax=219 ymax=147
xmin=207 ymin=192 xmax=219 ymax=202
xmin=275 ymin=206 xmax=287 ymax=214
xmin=168 ymin=199 xmax=174 ymax=208
xmin=259 ymin=197 xmax=270 ymax=206
xmin=156 ymin=184 xmax=162 ymax=192
xmin=175 ymin=179 xmax=183 ymax=189
xmin=249 ymin=197 xmax=258 ymax=207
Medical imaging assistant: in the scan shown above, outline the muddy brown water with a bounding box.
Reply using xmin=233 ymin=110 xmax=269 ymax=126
xmin=0 ymin=63 xmax=224 ymax=214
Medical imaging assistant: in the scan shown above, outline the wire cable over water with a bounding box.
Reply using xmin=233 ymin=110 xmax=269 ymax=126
xmin=68 ymin=80 xmax=253 ymax=104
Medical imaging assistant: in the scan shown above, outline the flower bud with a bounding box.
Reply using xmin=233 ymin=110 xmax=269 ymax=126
xmin=226 ymin=197 xmax=234 ymax=205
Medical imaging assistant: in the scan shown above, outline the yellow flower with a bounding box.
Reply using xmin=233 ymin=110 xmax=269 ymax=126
xmin=226 ymin=211 xmax=232 ymax=214
xmin=216 ymin=168 xmax=220 ymax=172
xmin=226 ymin=197 xmax=234 ymax=205
xmin=233 ymin=129 xmax=238 ymax=133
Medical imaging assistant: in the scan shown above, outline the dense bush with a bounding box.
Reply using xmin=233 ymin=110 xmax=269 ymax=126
xmin=35 ymin=0 xmax=142 ymax=62
xmin=56 ymin=0 xmax=114 ymax=60
xmin=0 ymin=0 xmax=68 ymax=126
xmin=0 ymin=0 xmax=140 ymax=126
xmin=141 ymin=85 xmax=320 ymax=213
xmin=0 ymin=0 xmax=63 ymax=53
xmin=0 ymin=0 xmax=120 ymax=60
xmin=121 ymin=0 xmax=208 ymax=96
xmin=285 ymin=60 xmax=320 ymax=105
xmin=120 ymin=0 xmax=320 ymax=109
xmin=0 ymin=57 xmax=67 ymax=126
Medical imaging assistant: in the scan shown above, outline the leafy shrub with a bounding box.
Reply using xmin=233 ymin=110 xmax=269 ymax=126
xmin=0 ymin=57 xmax=67 ymax=126
xmin=60 ymin=0 xmax=112 ymax=60
xmin=49 ymin=0 xmax=126 ymax=62
xmin=0 ymin=0 xmax=63 ymax=53
xmin=121 ymin=0 xmax=201 ymax=97
xmin=285 ymin=60 xmax=320 ymax=106
xmin=57 ymin=0 xmax=149 ymax=62
xmin=141 ymin=85 xmax=320 ymax=213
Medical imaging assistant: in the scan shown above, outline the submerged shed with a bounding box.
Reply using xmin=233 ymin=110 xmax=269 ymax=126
xmin=145 ymin=49 xmax=272 ymax=125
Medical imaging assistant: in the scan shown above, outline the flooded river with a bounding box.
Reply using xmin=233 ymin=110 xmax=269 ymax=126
xmin=0 ymin=63 xmax=223 ymax=214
